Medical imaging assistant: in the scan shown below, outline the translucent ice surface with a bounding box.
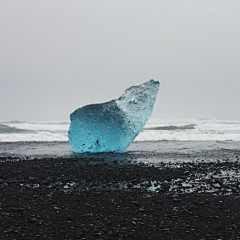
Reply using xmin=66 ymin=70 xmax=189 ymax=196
xmin=68 ymin=80 xmax=160 ymax=153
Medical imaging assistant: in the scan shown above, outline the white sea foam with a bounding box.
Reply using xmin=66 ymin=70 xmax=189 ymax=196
xmin=136 ymin=118 xmax=240 ymax=142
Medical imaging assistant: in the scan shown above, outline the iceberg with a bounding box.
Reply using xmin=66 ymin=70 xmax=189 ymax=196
xmin=68 ymin=79 xmax=160 ymax=153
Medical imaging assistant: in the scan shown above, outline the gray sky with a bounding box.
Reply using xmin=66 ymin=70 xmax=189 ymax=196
xmin=1 ymin=0 xmax=240 ymax=121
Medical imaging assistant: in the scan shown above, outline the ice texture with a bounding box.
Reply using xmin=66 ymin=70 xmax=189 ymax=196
xmin=68 ymin=79 xmax=160 ymax=153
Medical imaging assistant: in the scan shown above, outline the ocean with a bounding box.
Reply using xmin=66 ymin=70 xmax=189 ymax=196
xmin=0 ymin=118 xmax=240 ymax=160
xmin=1 ymin=118 xmax=240 ymax=142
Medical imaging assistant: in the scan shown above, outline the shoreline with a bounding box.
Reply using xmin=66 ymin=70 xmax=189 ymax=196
xmin=1 ymin=154 xmax=240 ymax=239
xmin=1 ymin=140 xmax=240 ymax=159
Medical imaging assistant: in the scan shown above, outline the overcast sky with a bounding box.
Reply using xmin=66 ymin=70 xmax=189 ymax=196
xmin=1 ymin=0 xmax=240 ymax=121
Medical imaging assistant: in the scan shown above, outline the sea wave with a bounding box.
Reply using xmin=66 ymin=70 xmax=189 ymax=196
xmin=3 ymin=120 xmax=27 ymax=124
xmin=144 ymin=124 xmax=196 ymax=131
xmin=1 ymin=119 xmax=240 ymax=142
xmin=3 ymin=121 xmax=70 ymax=125
xmin=0 ymin=123 xmax=33 ymax=134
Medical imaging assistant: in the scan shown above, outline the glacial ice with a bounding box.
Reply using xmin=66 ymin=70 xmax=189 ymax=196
xmin=68 ymin=79 xmax=160 ymax=153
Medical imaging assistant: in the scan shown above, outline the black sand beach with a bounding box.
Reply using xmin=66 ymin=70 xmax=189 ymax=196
xmin=1 ymin=145 xmax=240 ymax=240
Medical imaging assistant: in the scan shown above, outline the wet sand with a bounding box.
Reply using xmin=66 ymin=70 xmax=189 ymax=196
xmin=1 ymin=149 xmax=240 ymax=240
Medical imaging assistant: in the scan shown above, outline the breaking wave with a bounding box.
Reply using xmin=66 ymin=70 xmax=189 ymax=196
xmin=4 ymin=121 xmax=70 ymax=125
xmin=144 ymin=124 xmax=196 ymax=131
xmin=0 ymin=124 xmax=33 ymax=134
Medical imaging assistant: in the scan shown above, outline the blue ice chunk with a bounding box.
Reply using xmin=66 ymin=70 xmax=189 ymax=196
xmin=68 ymin=79 xmax=160 ymax=153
